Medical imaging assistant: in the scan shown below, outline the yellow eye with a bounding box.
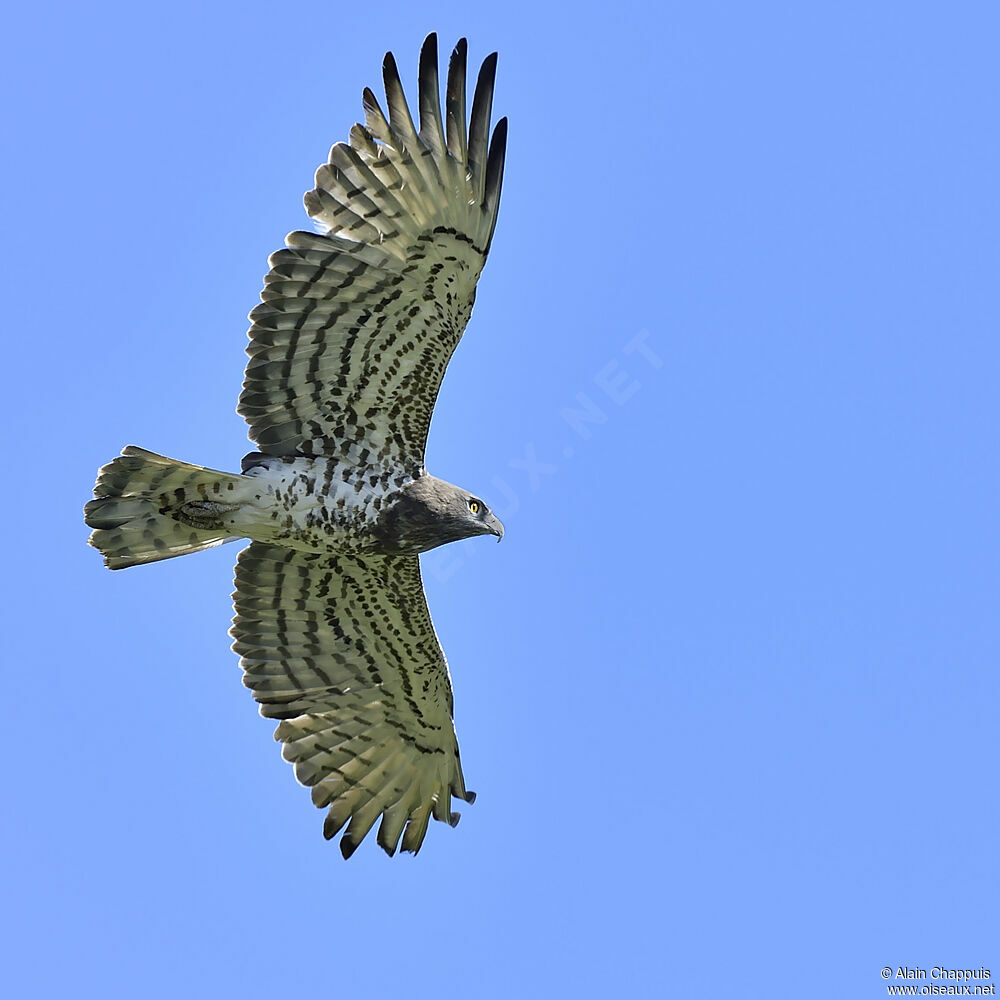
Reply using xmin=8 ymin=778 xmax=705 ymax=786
xmin=469 ymin=500 xmax=480 ymax=514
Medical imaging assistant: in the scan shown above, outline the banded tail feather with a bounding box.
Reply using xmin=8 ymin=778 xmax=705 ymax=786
xmin=85 ymin=446 xmax=245 ymax=569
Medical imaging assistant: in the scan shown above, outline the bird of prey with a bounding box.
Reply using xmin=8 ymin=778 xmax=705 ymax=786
xmin=85 ymin=34 xmax=507 ymax=859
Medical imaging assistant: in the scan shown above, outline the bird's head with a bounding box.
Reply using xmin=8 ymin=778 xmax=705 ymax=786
xmin=373 ymin=475 xmax=503 ymax=554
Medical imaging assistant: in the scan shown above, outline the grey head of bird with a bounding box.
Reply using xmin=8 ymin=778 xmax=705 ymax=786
xmin=373 ymin=474 xmax=503 ymax=555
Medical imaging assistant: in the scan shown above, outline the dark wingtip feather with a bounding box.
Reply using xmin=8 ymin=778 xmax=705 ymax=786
xmin=485 ymin=117 xmax=508 ymax=194
xmin=420 ymin=31 xmax=438 ymax=65
xmin=445 ymin=38 xmax=469 ymax=161
xmin=418 ymin=33 xmax=438 ymax=91
xmin=340 ymin=835 xmax=360 ymax=860
xmin=382 ymin=50 xmax=418 ymax=140
xmin=468 ymin=52 xmax=499 ymax=198
xmin=417 ymin=32 xmax=445 ymax=152
xmin=483 ymin=117 xmax=508 ymax=252
xmin=361 ymin=85 xmax=382 ymax=117
xmin=323 ymin=809 xmax=346 ymax=842
xmin=479 ymin=51 xmax=499 ymax=82
xmin=382 ymin=49 xmax=400 ymax=81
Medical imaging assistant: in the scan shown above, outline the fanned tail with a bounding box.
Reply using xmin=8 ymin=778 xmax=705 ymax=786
xmin=85 ymin=446 xmax=246 ymax=569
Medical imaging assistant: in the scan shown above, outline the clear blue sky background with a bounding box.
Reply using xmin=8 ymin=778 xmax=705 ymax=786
xmin=3 ymin=2 xmax=997 ymax=997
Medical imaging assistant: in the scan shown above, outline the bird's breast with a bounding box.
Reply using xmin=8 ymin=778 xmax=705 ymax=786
xmin=225 ymin=455 xmax=408 ymax=555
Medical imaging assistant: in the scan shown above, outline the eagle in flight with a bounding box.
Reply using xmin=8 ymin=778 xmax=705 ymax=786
xmin=85 ymin=34 xmax=507 ymax=858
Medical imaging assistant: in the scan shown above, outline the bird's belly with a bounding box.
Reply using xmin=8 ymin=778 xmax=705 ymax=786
xmin=221 ymin=456 xmax=396 ymax=555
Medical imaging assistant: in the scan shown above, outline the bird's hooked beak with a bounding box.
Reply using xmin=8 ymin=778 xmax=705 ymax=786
xmin=485 ymin=513 xmax=504 ymax=542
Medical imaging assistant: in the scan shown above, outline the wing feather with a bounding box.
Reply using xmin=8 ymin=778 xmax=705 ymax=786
xmin=483 ymin=117 xmax=509 ymax=253
xmin=445 ymin=39 xmax=469 ymax=163
xmin=238 ymin=34 xmax=507 ymax=468
xmin=231 ymin=541 xmax=474 ymax=858
xmin=468 ymin=51 xmax=498 ymax=203
xmin=382 ymin=51 xmax=420 ymax=148
xmin=417 ymin=34 xmax=447 ymax=159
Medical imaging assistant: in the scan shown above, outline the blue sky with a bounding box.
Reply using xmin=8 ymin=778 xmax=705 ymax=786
xmin=4 ymin=2 xmax=997 ymax=997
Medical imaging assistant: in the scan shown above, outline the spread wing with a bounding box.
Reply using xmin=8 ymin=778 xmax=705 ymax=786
xmin=231 ymin=542 xmax=474 ymax=857
xmin=238 ymin=34 xmax=507 ymax=474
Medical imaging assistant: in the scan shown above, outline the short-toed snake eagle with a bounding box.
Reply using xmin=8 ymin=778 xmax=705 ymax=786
xmin=85 ymin=34 xmax=507 ymax=858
